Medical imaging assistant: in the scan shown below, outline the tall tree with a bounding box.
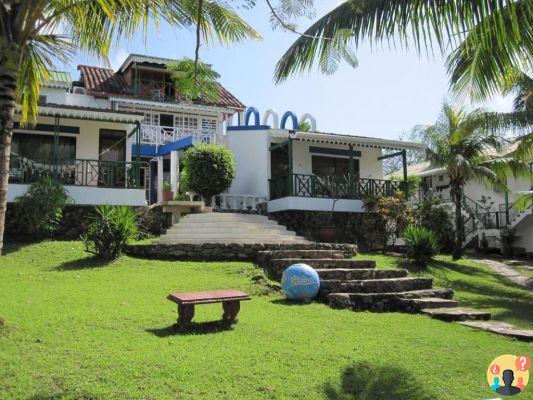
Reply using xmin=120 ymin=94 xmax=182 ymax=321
xmin=274 ymin=0 xmax=532 ymax=102
xmin=0 ymin=0 xmax=259 ymax=254
xmin=415 ymin=102 xmax=531 ymax=259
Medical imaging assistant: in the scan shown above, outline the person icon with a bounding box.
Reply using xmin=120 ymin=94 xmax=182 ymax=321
xmin=496 ymin=369 xmax=522 ymax=396
xmin=516 ymin=377 xmax=526 ymax=392
xmin=491 ymin=377 xmax=501 ymax=392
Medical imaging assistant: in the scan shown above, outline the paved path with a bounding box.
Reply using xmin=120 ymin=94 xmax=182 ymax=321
xmin=474 ymin=257 xmax=533 ymax=290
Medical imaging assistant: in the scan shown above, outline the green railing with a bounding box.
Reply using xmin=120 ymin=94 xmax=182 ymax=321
xmin=269 ymin=173 xmax=401 ymax=200
xmin=9 ymin=155 xmax=148 ymax=189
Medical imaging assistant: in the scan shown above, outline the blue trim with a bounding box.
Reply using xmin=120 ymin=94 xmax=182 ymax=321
xmin=132 ymin=136 xmax=194 ymax=157
xmin=309 ymin=146 xmax=361 ymax=157
xmin=245 ymin=107 xmax=260 ymax=126
xmin=227 ymin=125 xmax=270 ymax=131
xmin=280 ymin=111 xmax=298 ymax=129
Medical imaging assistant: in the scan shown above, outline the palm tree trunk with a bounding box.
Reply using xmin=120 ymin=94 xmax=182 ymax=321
xmin=452 ymin=186 xmax=463 ymax=260
xmin=0 ymin=65 xmax=18 ymax=255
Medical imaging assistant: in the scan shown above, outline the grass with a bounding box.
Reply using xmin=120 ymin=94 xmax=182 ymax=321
xmin=355 ymin=252 xmax=533 ymax=330
xmin=0 ymin=241 xmax=531 ymax=400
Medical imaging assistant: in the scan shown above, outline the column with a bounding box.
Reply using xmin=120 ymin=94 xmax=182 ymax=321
xmin=157 ymin=156 xmax=164 ymax=203
xmin=170 ymin=150 xmax=179 ymax=196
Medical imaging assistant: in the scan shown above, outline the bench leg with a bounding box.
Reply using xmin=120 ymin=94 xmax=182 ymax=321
xmin=222 ymin=301 xmax=240 ymax=324
xmin=177 ymin=304 xmax=195 ymax=327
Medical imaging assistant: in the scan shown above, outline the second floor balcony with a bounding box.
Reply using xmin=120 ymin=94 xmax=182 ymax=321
xmin=140 ymin=123 xmax=222 ymax=147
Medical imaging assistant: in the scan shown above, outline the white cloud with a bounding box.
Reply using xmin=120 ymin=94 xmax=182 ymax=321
xmin=484 ymin=94 xmax=514 ymax=112
xmin=110 ymin=48 xmax=129 ymax=71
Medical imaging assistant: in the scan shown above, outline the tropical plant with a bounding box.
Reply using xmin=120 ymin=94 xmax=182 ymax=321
xmin=274 ymin=0 xmax=532 ymax=103
xmin=181 ymin=144 xmax=236 ymax=202
xmin=162 ymin=180 xmax=172 ymax=193
xmin=168 ymin=59 xmax=221 ymax=101
xmin=15 ymin=176 xmax=72 ymax=238
xmin=0 ymin=0 xmax=260 ymax=255
xmin=414 ymin=198 xmax=455 ymax=253
xmin=403 ymin=225 xmax=440 ymax=268
xmin=416 ymin=102 xmax=531 ymax=259
xmin=297 ymin=120 xmax=311 ymax=132
xmin=82 ymin=205 xmax=139 ymax=260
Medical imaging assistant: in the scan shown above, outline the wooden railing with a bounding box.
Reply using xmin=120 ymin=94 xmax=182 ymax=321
xmin=9 ymin=155 xmax=148 ymax=189
xmin=269 ymin=173 xmax=401 ymax=200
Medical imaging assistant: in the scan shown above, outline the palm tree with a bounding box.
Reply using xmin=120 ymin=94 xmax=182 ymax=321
xmin=274 ymin=1 xmax=532 ymax=102
xmin=0 ymin=0 xmax=259 ymax=254
xmin=416 ymin=102 xmax=531 ymax=259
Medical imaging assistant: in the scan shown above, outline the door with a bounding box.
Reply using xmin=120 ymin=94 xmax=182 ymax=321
xmin=99 ymin=129 xmax=126 ymax=187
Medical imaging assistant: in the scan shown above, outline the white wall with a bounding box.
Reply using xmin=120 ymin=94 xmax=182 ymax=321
xmin=8 ymin=184 xmax=146 ymax=206
xmin=514 ymin=216 xmax=533 ymax=253
xmin=41 ymin=88 xmax=111 ymax=109
xmin=268 ymin=197 xmax=364 ymax=213
xmin=226 ymin=129 xmax=270 ymax=197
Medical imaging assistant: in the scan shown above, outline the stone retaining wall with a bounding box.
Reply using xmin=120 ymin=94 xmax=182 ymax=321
xmin=125 ymin=242 xmax=358 ymax=262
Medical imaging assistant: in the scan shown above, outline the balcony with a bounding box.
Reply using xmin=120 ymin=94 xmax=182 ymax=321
xmin=140 ymin=124 xmax=220 ymax=146
xmin=9 ymin=155 xmax=148 ymax=189
xmin=269 ymin=173 xmax=401 ymax=200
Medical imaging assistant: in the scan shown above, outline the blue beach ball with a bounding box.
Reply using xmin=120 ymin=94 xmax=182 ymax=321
xmin=281 ymin=263 xmax=320 ymax=302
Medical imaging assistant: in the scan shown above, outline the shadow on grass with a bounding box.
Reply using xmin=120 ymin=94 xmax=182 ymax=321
xmin=146 ymin=321 xmax=234 ymax=337
xmin=1 ymin=241 xmax=38 ymax=255
xmin=54 ymin=256 xmax=111 ymax=271
xmin=270 ymin=298 xmax=311 ymax=307
xmin=323 ymin=362 xmax=436 ymax=400
xmin=28 ymin=391 xmax=99 ymax=400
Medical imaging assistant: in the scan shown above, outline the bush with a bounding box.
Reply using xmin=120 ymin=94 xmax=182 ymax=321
xmin=403 ymin=225 xmax=440 ymax=268
xmin=15 ymin=177 xmax=72 ymax=237
xmin=414 ymin=199 xmax=455 ymax=252
xmin=182 ymin=144 xmax=236 ymax=201
xmin=82 ymin=205 xmax=139 ymax=260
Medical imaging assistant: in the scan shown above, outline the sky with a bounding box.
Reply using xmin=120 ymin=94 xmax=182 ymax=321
xmin=58 ymin=1 xmax=514 ymax=141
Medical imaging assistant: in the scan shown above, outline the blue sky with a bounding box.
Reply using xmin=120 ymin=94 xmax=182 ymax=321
xmin=60 ymin=2 xmax=513 ymax=140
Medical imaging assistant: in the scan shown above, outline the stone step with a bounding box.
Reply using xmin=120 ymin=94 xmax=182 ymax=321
xmin=328 ymin=288 xmax=454 ymax=311
xmin=170 ymin=221 xmax=283 ymax=229
xmin=161 ymin=233 xmax=300 ymax=240
xmin=270 ymin=258 xmax=376 ymax=270
xmin=257 ymin=249 xmax=346 ymax=261
xmin=458 ymin=321 xmax=533 ymax=342
xmin=320 ymin=277 xmax=433 ymax=296
xmin=183 ymin=213 xmax=270 ymax=221
xmin=421 ymin=307 xmax=491 ymax=322
xmin=316 ymin=268 xmax=407 ymax=280
xmin=163 ymin=228 xmax=296 ymax=237
xmin=158 ymin=238 xmax=309 ymax=245
xmin=398 ymin=297 xmax=459 ymax=313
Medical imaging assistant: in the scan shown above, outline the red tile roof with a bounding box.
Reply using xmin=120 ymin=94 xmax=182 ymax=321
xmin=78 ymin=65 xmax=245 ymax=110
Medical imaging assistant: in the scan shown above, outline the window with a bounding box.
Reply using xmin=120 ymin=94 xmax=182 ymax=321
xmin=311 ymin=156 xmax=358 ymax=178
xmin=201 ymin=118 xmax=217 ymax=134
xmin=143 ymin=113 xmax=159 ymax=126
xmin=174 ymin=115 xmax=198 ymax=131
xmin=271 ymin=147 xmax=289 ymax=178
xmin=438 ymin=174 xmax=444 ymax=181
xmin=12 ymin=133 xmax=76 ymax=160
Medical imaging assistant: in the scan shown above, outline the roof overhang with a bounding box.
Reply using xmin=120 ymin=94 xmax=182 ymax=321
xmin=110 ymin=96 xmax=238 ymax=115
xmin=269 ymin=129 xmax=426 ymax=151
xmin=16 ymin=104 xmax=144 ymax=124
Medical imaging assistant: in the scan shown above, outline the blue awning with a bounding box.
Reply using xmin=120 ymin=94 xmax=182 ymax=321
xmin=132 ymin=136 xmax=194 ymax=157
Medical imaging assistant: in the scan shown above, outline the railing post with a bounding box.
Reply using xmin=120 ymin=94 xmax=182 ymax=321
xmin=288 ymin=138 xmax=293 ymax=196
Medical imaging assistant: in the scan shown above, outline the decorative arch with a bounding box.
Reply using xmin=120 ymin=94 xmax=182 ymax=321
xmin=261 ymin=109 xmax=279 ymax=128
xmin=299 ymin=113 xmax=317 ymax=131
xmin=244 ymin=107 xmax=260 ymax=126
xmin=280 ymin=111 xmax=298 ymax=130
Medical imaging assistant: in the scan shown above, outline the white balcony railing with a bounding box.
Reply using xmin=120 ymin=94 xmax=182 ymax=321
xmin=140 ymin=124 xmax=220 ymax=146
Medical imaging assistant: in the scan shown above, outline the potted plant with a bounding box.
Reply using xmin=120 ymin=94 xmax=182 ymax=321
xmin=316 ymin=175 xmax=341 ymax=242
xmin=161 ymin=180 xmax=173 ymax=201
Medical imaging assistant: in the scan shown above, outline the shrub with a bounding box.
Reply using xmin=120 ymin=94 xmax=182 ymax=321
xmin=403 ymin=225 xmax=440 ymax=268
xmin=414 ymin=199 xmax=455 ymax=252
xmin=15 ymin=177 xmax=72 ymax=237
xmin=82 ymin=205 xmax=139 ymax=260
xmin=182 ymin=144 xmax=236 ymax=201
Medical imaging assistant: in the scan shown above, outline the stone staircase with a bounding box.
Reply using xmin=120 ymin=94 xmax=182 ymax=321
xmin=258 ymin=249 xmax=491 ymax=322
xmin=159 ymin=213 xmax=309 ymax=244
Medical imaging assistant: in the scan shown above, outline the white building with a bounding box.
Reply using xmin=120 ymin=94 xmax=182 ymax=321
xmin=8 ymin=54 xmax=245 ymax=206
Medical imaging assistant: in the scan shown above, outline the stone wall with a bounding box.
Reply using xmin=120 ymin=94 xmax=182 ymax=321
xmin=125 ymin=242 xmax=358 ymax=262
xmin=5 ymin=204 xmax=171 ymax=241
xmin=268 ymin=210 xmax=386 ymax=251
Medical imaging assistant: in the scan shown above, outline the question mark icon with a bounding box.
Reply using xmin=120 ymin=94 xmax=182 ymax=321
xmin=515 ymin=355 xmax=531 ymax=371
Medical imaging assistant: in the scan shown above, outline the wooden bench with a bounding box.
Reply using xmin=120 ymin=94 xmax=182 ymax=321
xmin=167 ymin=289 xmax=251 ymax=327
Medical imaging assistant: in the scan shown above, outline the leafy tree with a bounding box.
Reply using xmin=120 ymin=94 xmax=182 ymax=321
xmin=297 ymin=120 xmax=311 ymax=132
xmin=0 ymin=0 xmax=259 ymax=254
xmin=168 ymin=59 xmax=221 ymax=102
xmin=182 ymin=144 xmax=236 ymax=201
xmin=274 ymin=0 xmax=532 ymax=103
xmin=15 ymin=177 xmax=72 ymax=238
xmin=416 ymin=102 xmax=531 ymax=259
xmin=414 ymin=198 xmax=455 ymax=252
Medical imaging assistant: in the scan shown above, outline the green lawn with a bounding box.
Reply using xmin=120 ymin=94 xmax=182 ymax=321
xmin=355 ymin=252 xmax=533 ymax=330
xmin=0 ymin=242 xmax=532 ymax=400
